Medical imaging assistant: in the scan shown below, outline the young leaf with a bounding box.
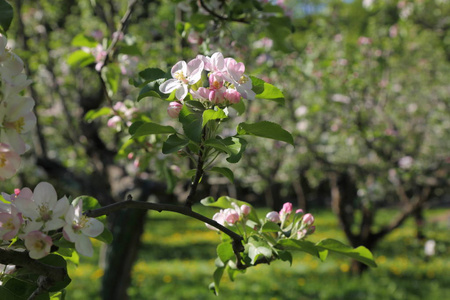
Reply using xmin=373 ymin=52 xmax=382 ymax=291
xmin=246 ymin=236 xmax=273 ymax=265
xmin=131 ymin=122 xmax=176 ymax=138
xmin=84 ymin=107 xmax=113 ymax=122
xmin=210 ymin=266 xmax=225 ymax=296
xmin=276 ymin=239 xmax=326 ymax=260
xmin=202 ymin=108 xmax=227 ymax=127
xmin=250 ymin=76 xmax=285 ymax=105
xmin=261 ymin=221 xmax=281 ymax=233
xmin=217 ymin=242 xmax=235 ymax=263
xmin=237 ymin=121 xmax=294 ymax=145
xmin=93 ymin=227 xmax=113 ymax=244
xmin=221 ymin=136 xmax=248 ymax=163
xmin=101 ymin=64 xmax=120 ymax=97
xmin=315 ymin=239 xmax=377 ymax=268
xmin=67 ymin=50 xmax=95 ymax=67
xmin=210 ymin=167 xmax=234 ymax=183
xmin=71 ymin=33 xmax=98 ymax=48
xmin=162 ymin=134 xmax=189 ymax=154
xmin=204 ymin=138 xmax=232 ymax=155
xmin=138 ymin=68 xmax=167 ymax=83
xmin=179 ymin=105 xmax=203 ymax=143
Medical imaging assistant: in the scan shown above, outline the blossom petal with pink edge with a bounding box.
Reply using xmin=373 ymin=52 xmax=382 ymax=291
xmin=159 ymin=78 xmax=181 ymax=94
xmin=0 ymin=143 xmax=21 ymax=181
xmin=24 ymin=231 xmax=52 ymax=259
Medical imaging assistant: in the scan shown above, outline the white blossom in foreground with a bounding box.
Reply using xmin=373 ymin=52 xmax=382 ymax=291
xmin=15 ymin=182 xmax=70 ymax=233
xmin=63 ymin=200 xmax=104 ymax=257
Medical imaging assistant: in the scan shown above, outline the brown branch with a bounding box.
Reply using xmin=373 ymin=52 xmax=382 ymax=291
xmin=372 ymin=186 xmax=431 ymax=242
xmin=84 ymin=198 xmax=243 ymax=244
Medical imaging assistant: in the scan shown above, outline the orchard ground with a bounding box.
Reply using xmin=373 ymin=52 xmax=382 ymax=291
xmin=66 ymin=207 xmax=450 ymax=300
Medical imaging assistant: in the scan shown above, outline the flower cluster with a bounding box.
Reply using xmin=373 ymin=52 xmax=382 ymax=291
xmin=206 ymin=202 xmax=252 ymax=231
xmin=266 ymin=202 xmax=315 ymax=239
xmin=0 ymin=182 xmax=104 ymax=259
xmin=107 ymin=101 xmax=138 ymax=130
xmin=0 ymin=34 xmax=36 ymax=180
xmin=159 ymin=52 xmax=256 ymax=118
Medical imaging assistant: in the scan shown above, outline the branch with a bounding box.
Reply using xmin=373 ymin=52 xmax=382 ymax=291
xmin=185 ymin=126 xmax=207 ymax=208
xmin=198 ymin=0 xmax=249 ymax=24
xmin=84 ymin=198 xmax=243 ymax=244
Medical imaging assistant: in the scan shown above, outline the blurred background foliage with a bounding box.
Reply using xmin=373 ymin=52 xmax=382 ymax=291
xmin=1 ymin=0 xmax=449 ymax=299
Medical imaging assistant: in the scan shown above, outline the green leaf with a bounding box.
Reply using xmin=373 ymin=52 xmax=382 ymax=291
xmin=38 ymin=255 xmax=71 ymax=292
xmin=67 ymin=50 xmax=95 ymax=67
xmin=210 ymin=167 xmax=234 ymax=183
xmin=185 ymin=100 xmax=206 ymax=112
xmin=217 ymin=242 xmax=234 ymax=263
xmin=71 ymin=34 xmax=98 ymax=48
xmin=84 ymin=107 xmax=112 ymax=122
xmin=278 ymin=250 xmax=293 ymax=266
xmin=2 ymin=278 xmax=50 ymax=300
xmin=237 ymin=121 xmax=294 ymax=145
xmin=138 ymin=68 xmax=167 ymax=83
xmin=56 ymin=247 xmax=79 ymax=266
xmin=118 ymin=44 xmax=141 ymax=56
xmin=131 ymin=122 xmax=176 ymax=138
xmin=204 ymin=138 xmax=232 ymax=155
xmin=0 ymin=0 xmax=13 ymax=33
xmin=202 ymin=108 xmax=227 ymax=127
xmin=261 ymin=221 xmax=281 ymax=233
xmin=93 ymin=227 xmax=113 ymax=244
xmin=72 ymin=196 xmax=100 ymax=210
xmin=128 ymin=121 xmax=144 ymax=135
xmin=101 ymin=64 xmax=120 ymax=97
xmin=137 ymin=79 xmax=167 ymax=101
xmin=221 ymin=136 xmax=247 ymax=163
xmin=250 ymin=76 xmax=285 ymax=105
xmin=179 ymin=105 xmax=203 ymax=143
xmin=246 ymin=236 xmax=273 ymax=264
xmin=315 ymin=239 xmax=377 ymax=268
xmin=209 ymin=266 xmax=225 ymax=296
xmin=230 ymin=100 xmax=245 ymax=115
xmin=277 ymin=239 xmax=325 ymax=260
xmin=162 ymin=134 xmax=189 ymax=154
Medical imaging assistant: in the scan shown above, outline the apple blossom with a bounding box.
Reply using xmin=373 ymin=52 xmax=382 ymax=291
xmin=209 ymin=72 xmax=224 ymax=89
xmin=0 ymin=143 xmax=21 ymax=181
xmin=24 ymin=231 xmax=52 ymax=259
xmin=224 ymin=208 xmax=239 ymax=225
xmin=167 ymin=101 xmax=183 ymax=118
xmin=15 ymin=182 xmax=70 ymax=233
xmin=159 ymin=58 xmax=204 ymax=100
xmin=63 ymin=199 xmax=104 ymax=257
xmin=208 ymin=88 xmax=225 ymax=104
xmin=0 ymin=207 xmax=22 ymax=241
xmin=0 ymin=95 xmax=37 ymax=154
xmin=197 ymin=52 xmax=225 ymax=73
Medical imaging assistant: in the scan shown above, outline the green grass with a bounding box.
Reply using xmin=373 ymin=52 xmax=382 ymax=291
xmin=66 ymin=207 xmax=450 ymax=299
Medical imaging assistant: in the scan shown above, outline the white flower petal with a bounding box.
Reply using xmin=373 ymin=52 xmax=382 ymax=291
xmin=75 ymin=235 xmax=94 ymax=257
xmin=171 ymin=61 xmax=187 ymax=78
xmin=159 ymin=79 xmax=181 ymax=94
xmin=175 ymin=84 xmax=188 ymax=100
xmin=14 ymin=198 xmax=39 ymax=219
xmin=81 ymin=218 xmax=104 ymax=237
xmin=53 ymin=196 xmax=70 ymax=218
xmin=33 ymin=182 xmax=58 ymax=208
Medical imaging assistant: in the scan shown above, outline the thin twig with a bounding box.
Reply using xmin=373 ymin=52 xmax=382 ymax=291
xmin=198 ymin=0 xmax=249 ymax=24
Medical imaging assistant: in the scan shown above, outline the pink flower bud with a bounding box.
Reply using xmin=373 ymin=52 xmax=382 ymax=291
xmin=224 ymin=209 xmax=239 ymax=225
xmin=241 ymin=204 xmax=251 ymax=216
xmin=308 ymin=226 xmax=316 ymax=234
xmin=295 ymin=209 xmax=304 ymax=214
xmin=266 ymin=211 xmax=280 ymax=223
xmin=302 ymin=213 xmax=315 ymax=226
xmin=280 ymin=202 xmax=293 ymax=215
xmin=107 ymin=115 xmax=121 ymax=128
xmin=167 ymin=101 xmax=183 ymax=118
xmin=224 ymin=89 xmax=241 ymax=104
xmin=209 ymin=89 xmax=224 ymax=104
